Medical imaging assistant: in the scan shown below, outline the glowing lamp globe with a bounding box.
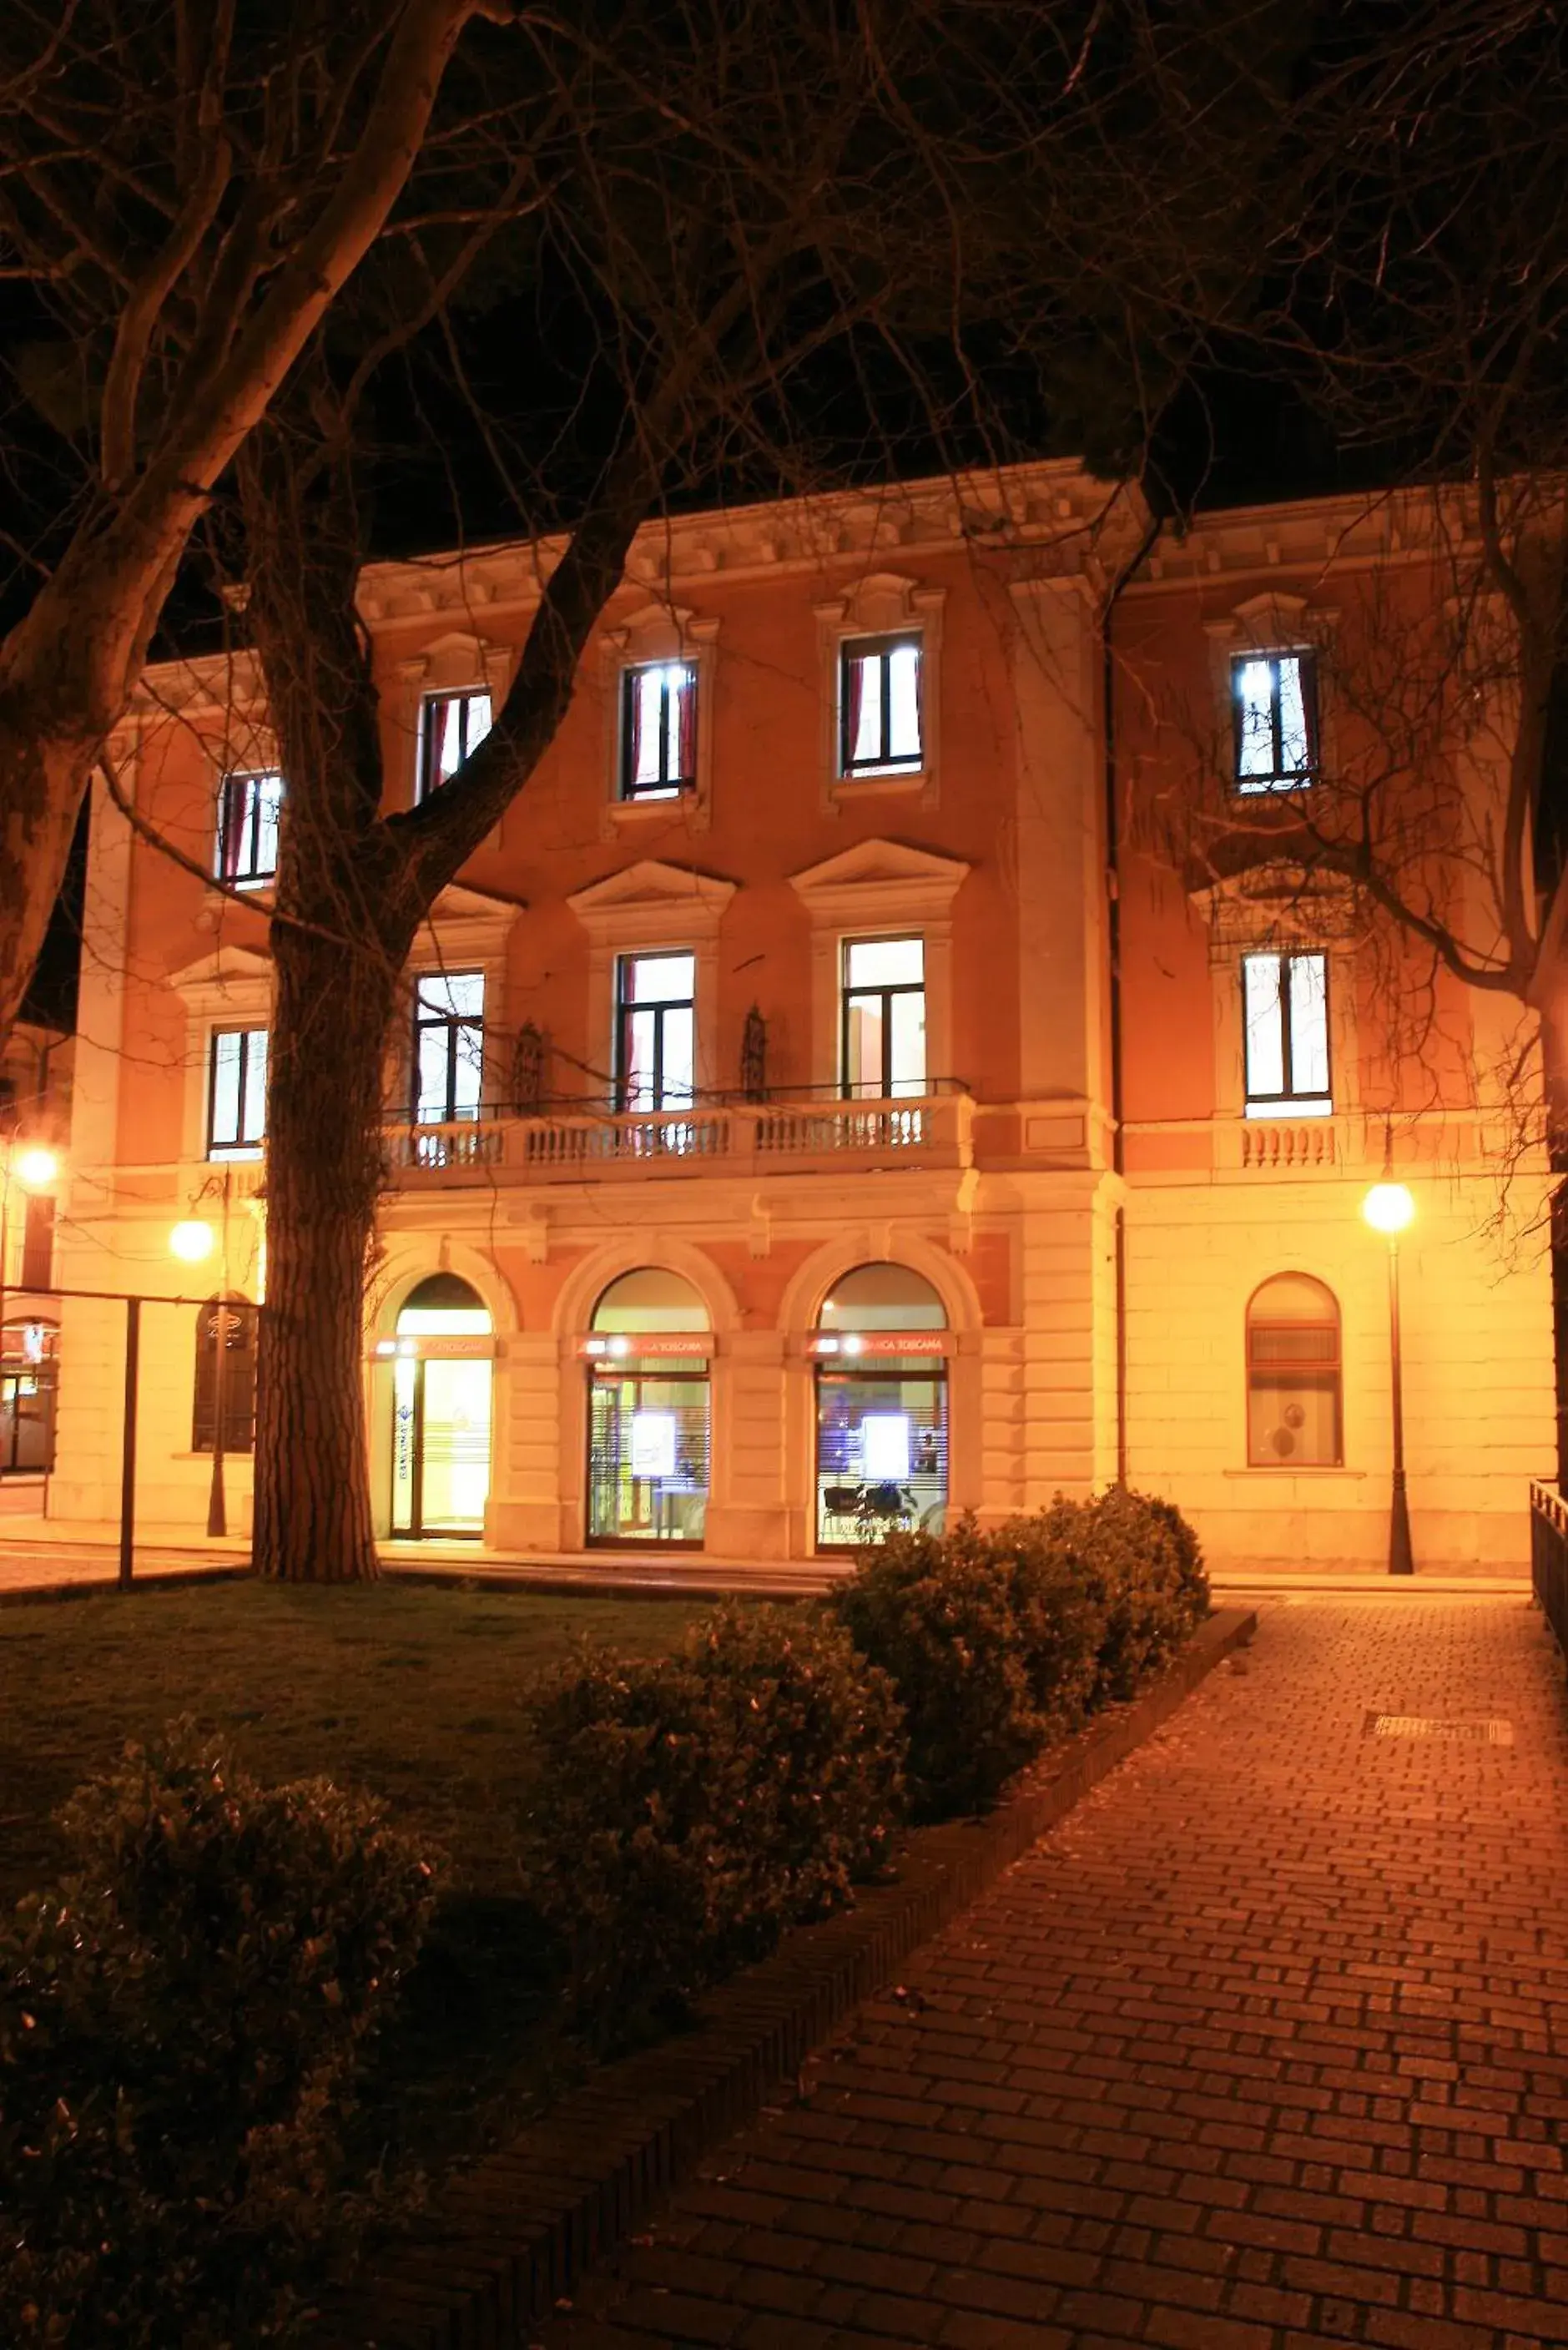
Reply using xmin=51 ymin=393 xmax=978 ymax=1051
xmin=13 ymin=1145 xmax=58 ymax=1189
xmin=1363 ymin=1181 xmax=1414 ymax=1237
xmin=169 ymin=1218 xmax=215 ymax=1264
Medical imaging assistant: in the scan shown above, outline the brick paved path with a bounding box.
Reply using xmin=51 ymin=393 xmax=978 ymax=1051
xmin=537 ymin=1600 xmax=1568 ymax=2350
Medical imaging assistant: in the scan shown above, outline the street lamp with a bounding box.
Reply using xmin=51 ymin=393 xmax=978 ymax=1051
xmin=1363 ymin=1175 xmax=1416 ymax=1576
xmin=170 ymin=1167 xmax=234 ymax=1539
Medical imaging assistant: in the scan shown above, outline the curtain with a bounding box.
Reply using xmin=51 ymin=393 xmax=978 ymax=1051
xmin=676 ymin=665 xmax=697 ymax=780
xmin=843 ymin=651 xmax=865 ymax=765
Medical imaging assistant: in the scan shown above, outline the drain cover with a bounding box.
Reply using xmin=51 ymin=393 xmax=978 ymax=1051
xmin=1364 ymin=1713 xmax=1514 ymax=1745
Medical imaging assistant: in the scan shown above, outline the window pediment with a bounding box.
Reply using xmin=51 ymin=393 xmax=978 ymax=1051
xmin=568 ymin=859 xmax=737 ymax=946
xmin=1192 ymin=860 xmax=1362 ymax=951
xmin=789 ymin=837 xmax=969 ymax=928
xmin=167 ymin=946 xmax=272 ymax=1020
xmin=417 ymin=882 xmax=525 ymax=969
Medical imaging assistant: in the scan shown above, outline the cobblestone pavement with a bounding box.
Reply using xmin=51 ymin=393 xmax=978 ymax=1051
xmin=536 ymin=1599 xmax=1568 ymax=2349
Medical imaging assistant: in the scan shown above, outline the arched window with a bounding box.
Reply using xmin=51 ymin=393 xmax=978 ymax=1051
xmin=194 ymin=1293 xmax=256 ymax=1455
xmin=1246 ymin=1273 xmax=1341 ymax=1467
xmin=592 ymin=1267 xmax=710 ymax=1333
xmin=819 ymin=1261 xmax=945 ymax=1331
xmin=396 ymin=1272 xmax=491 ymax=1335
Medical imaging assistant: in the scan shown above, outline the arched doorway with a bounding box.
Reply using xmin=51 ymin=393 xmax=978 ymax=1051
xmin=583 ymin=1268 xmax=710 ymax=1546
xmin=0 ymin=1316 xmax=58 ymax=1475
xmin=811 ymin=1262 xmax=949 ymax=1546
xmin=389 ymin=1273 xmax=492 ymax=1538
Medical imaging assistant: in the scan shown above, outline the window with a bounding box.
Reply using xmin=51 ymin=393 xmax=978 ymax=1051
xmin=418 ymin=689 xmax=492 ymax=800
xmin=841 ymin=635 xmax=922 ymax=775
xmin=1243 ymin=951 xmax=1330 ymax=1117
xmin=621 ymin=663 xmax=696 ymax=799
xmin=207 ymin=1027 xmax=268 ymax=1158
xmin=20 ymin=1192 xmax=54 ymax=1290
xmin=214 ymin=771 xmax=283 ymax=887
xmin=1233 ymin=652 xmax=1316 ymax=792
xmin=1247 ymin=1273 xmax=1342 ymax=1467
xmin=616 ymin=952 xmax=695 ymax=1112
xmin=193 ymin=1294 xmax=256 ymax=1455
xmin=842 ymin=936 xmax=925 ymax=1099
xmin=413 ymin=972 xmax=485 ymax=1124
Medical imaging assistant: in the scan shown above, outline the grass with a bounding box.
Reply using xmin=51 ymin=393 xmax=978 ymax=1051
xmin=0 ymin=1577 xmax=716 ymax=2169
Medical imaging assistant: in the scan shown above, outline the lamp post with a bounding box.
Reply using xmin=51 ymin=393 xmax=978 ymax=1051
xmin=171 ymin=1164 xmax=234 ymax=1538
xmin=1363 ymin=1176 xmax=1416 ymax=1576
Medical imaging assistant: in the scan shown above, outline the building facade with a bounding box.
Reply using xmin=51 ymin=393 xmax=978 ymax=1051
xmin=42 ymin=462 xmax=1555 ymax=1568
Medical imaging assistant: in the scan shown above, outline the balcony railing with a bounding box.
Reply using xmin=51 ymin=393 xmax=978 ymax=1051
xmin=1238 ymin=1117 xmax=1339 ymax=1172
xmin=383 ymin=1087 xmax=973 ymax=1179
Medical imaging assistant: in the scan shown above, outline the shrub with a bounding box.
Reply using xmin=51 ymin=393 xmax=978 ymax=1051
xmin=990 ymin=1515 xmax=1107 ymax=1732
xmin=0 ymin=1721 xmax=438 ymax=2348
xmin=829 ymin=1521 xmax=1042 ymax=1819
xmin=524 ymin=1605 xmax=905 ymax=2035
xmin=1070 ymin=1485 xmax=1210 ymax=1700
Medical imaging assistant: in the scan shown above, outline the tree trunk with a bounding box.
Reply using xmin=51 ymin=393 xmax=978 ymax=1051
xmin=253 ymin=919 xmax=398 ymax=1583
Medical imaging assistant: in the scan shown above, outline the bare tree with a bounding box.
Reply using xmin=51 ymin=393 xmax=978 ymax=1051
xmin=0 ymin=0 xmax=525 ymax=1051
xmin=157 ymin=0 xmax=1282 ymax=1582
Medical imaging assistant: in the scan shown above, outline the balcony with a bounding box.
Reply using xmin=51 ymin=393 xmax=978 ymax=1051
xmin=383 ymin=1087 xmax=974 ymax=1183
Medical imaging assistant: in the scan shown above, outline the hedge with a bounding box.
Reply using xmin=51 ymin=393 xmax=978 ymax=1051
xmin=0 ymin=1722 xmax=438 ymax=2348
xmin=523 ymin=1602 xmax=906 ymax=2038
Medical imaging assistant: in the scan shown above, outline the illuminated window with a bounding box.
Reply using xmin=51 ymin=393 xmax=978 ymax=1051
xmin=1233 ymin=652 xmax=1316 ymax=792
xmin=1246 ymin=1274 xmax=1342 ymax=1467
xmin=1243 ymin=951 xmax=1330 ymax=1117
xmin=414 ymin=972 xmax=485 ymax=1123
xmin=418 ymin=689 xmax=492 ymax=800
xmin=214 ymin=771 xmax=283 ymax=886
xmin=207 ymin=1027 xmax=267 ymax=1158
xmin=842 ymin=936 xmax=925 ymax=1099
xmin=621 ymin=663 xmax=696 ymax=799
xmin=841 ymin=635 xmax=922 ymax=774
xmin=616 ymin=952 xmax=695 ymax=1112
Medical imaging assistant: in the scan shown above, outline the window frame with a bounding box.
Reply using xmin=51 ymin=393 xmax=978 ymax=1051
xmin=411 ymin=971 xmax=487 ymax=1126
xmin=417 ymin=688 xmax=492 ymax=803
xmin=839 ymin=633 xmax=924 ymax=779
xmin=1231 ymin=649 xmax=1318 ymax=794
xmin=615 ymin=950 xmax=697 ymax=1112
xmin=839 ymin=935 xmax=927 ymax=1101
xmin=214 ymin=770 xmax=283 ymax=889
xmin=1245 ymin=1278 xmax=1344 ymax=1469
xmin=1242 ymin=948 xmax=1333 ymax=1117
xmin=205 ymin=1026 xmax=268 ymax=1160
xmin=619 ymin=661 xmax=698 ymax=800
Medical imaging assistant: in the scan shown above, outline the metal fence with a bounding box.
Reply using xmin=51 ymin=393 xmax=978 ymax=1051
xmin=1529 ymin=1480 xmax=1568 ymax=1657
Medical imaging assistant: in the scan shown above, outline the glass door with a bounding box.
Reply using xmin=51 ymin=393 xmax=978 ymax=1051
xmin=587 ymin=1366 xmax=710 ymax=1544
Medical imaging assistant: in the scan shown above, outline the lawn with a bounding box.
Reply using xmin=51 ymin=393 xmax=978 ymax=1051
xmin=0 ymin=1578 xmax=717 ymax=2169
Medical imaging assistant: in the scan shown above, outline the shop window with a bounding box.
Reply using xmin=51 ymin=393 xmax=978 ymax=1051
xmin=1246 ymin=1273 xmax=1342 ymax=1466
xmin=207 ymin=1027 xmax=268 ymax=1159
xmin=214 ymin=771 xmax=283 ymax=886
xmin=586 ymin=1267 xmax=710 ymax=1545
xmin=193 ymin=1294 xmax=256 ymax=1455
xmin=814 ymin=1261 xmax=947 ymax=1546
xmin=413 ymin=971 xmax=485 ymax=1124
xmin=621 ymin=662 xmax=696 ymax=799
xmin=842 ymin=936 xmax=925 ymax=1099
xmin=389 ymin=1273 xmax=492 ymax=1538
xmin=1233 ymin=652 xmax=1316 ymax=792
xmin=0 ymin=1316 xmax=58 ymax=1473
xmin=1243 ymin=950 xmax=1331 ymax=1117
xmin=616 ymin=951 xmax=695 ymax=1113
xmin=418 ymin=688 xmax=492 ymax=800
xmin=841 ymin=635 xmax=922 ymax=775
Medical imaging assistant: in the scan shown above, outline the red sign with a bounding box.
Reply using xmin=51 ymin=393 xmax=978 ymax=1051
xmin=371 ymin=1335 xmax=495 ymax=1361
xmin=817 ymin=1330 xmax=948 ymax=1357
xmin=579 ymin=1332 xmax=713 ymax=1360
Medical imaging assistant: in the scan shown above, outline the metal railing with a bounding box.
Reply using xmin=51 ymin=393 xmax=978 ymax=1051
xmin=1530 ymin=1480 xmax=1568 ymax=1657
xmin=383 ymin=1087 xmax=974 ymax=1178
